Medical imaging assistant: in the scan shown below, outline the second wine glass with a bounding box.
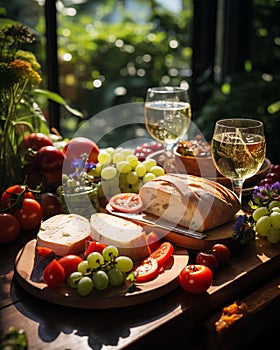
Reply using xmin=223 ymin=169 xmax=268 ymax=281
xmin=144 ymin=86 xmax=192 ymax=172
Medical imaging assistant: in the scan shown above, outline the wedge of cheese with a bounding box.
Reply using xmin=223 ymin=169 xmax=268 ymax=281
xmin=90 ymin=213 xmax=151 ymax=261
xmin=37 ymin=214 xmax=90 ymax=256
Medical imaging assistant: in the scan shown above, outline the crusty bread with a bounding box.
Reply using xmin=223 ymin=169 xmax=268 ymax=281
xmin=139 ymin=174 xmax=240 ymax=232
xmin=37 ymin=214 xmax=90 ymax=256
xmin=90 ymin=213 xmax=151 ymax=261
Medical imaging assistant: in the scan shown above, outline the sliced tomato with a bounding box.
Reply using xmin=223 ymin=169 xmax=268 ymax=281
xmin=109 ymin=193 xmax=143 ymax=213
xmin=85 ymin=241 xmax=107 ymax=256
xmin=149 ymin=241 xmax=174 ymax=267
xmin=134 ymin=257 xmax=159 ymax=283
xmin=43 ymin=259 xmax=65 ymax=288
xmin=147 ymin=231 xmax=161 ymax=252
xmin=36 ymin=246 xmax=54 ymax=257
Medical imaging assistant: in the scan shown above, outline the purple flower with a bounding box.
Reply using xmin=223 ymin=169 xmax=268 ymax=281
xmin=71 ymin=158 xmax=83 ymax=170
xmin=251 ymin=181 xmax=280 ymax=207
xmin=232 ymin=214 xmax=255 ymax=245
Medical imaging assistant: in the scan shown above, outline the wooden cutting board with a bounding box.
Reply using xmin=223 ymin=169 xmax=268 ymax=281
xmin=14 ymin=239 xmax=189 ymax=309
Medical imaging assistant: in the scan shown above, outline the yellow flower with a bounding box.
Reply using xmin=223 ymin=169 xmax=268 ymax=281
xmin=8 ymin=59 xmax=42 ymax=86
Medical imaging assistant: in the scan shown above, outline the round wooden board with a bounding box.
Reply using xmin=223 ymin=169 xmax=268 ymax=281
xmin=14 ymin=239 xmax=189 ymax=309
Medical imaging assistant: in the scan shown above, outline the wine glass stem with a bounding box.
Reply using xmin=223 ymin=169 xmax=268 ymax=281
xmin=164 ymin=144 xmax=174 ymax=158
xmin=231 ymin=179 xmax=244 ymax=204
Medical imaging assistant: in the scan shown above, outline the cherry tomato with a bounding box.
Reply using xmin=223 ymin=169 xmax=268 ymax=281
xmin=149 ymin=241 xmax=174 ymax=267
xmin=147 ymin=231 xmax=161 ymax=252
xmin=19 ymin=132 xmax=53 ymax=151
xmin=195 ymin=251 xmax=219 ymax=271
xmin=270 ymin=164 xmax=280 ymax=176
xmin=134 ymin=257 xmax=159 ymax=283
xmin=85 ymin=241 xmax=107 ymax=256
xmin=35 ymin=146 xmax=65 ymax=172
xmin=109 ymin=193 xmax=143 ymax=213
xmin=63 ymin=137 xmax=100 ymax=164
xmin=179 ymin=264 xmax=213 ymax=294
xmin=39 ymin=192 xmax=63 ymax=220
xmin=14 ymin=198 xmax=43 ymax=230
xmin=43 ymin=259 xmax=65 ymax=288
xmin=211 ymin=243 xmax=231 ymax=265
xmin=0 ymin=213 xmax=20 ymax=243
xmin=58 ymin=255 xmax=83 ymax=277
xmin=1 ymin=184 xmax=34 ymax=210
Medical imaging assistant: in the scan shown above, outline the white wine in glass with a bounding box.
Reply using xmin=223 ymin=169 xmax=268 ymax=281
xmin=144 ymin=86 xmax=191 ymax=171
xmin=212 ymin=118 xmax=266 ymax=203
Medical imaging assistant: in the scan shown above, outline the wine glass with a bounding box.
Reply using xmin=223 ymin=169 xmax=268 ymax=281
xmin=144 ymin=86 xmax=192 ymax=172
xmin=211 ymin=118 xmax=266 ymax=203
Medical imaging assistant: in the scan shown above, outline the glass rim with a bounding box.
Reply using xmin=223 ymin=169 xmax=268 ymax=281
xmin=215 ymin=118 xmax=263 ymax=128
xmin=147 ymin=86 xmax=188 ymax=93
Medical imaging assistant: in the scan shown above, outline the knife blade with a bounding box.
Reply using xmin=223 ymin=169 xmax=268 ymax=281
xmin=109 ymin=210 xmax=207 ymax=240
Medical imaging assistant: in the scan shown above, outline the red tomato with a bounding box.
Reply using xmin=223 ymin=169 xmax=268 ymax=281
xmin=85 ymin=241 xmax=107 ymax=256
xmin=35 ymin=146 xmax=65 ymax=172
xmin=134 ymin=257 xmax=159 ymax=283
xmin=179 ymin=264 xmax=213 ymax=294
xmin=43 ymin=171 xmax=62 ymax=190
xmin=58 ymin=255 xmax=83 ymax=277
xmin=19 ymin=132 xmax=53 ymax=151
xmin=36 ymin=246 xmax=53 ymax=257
xmin=211 ymin=243 xmax=231 ymax=265
xmin=0 ymin=213 xmax=20 ymax=243
xmin=147 ymin=231 xmax=161 ymax=252
xmin=149 ymin=241 xmax=174 ymax=267
xmin=14 ymin=198 xmax=43 ymax=230
xmin=63 ymin=137 xmax=100 ymax=164
xmin=39 ymin=192 xmax=63 ymax=220
xmin=195 ymin=251 xmax=219 ymax=271
xmin=1 ymin=184 xmax=34 ymax=210
xmin=109 ymin=193 xmax=143 ymax=213
xmin=43 ymin=259 xmax=65 ymax=288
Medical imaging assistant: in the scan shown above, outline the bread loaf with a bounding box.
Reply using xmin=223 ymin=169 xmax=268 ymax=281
xmin=90 ymin=213 xmax=151 ymax=261
xmin=37 ymin=214 xmax=90 ymax=256
xmin=139 ymin=174 xmax=240 ymax=232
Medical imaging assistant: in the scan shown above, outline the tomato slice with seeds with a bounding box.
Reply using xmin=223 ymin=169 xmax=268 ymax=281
xmin=109 ymin=193 xmax=143 ymax=213
xmin=134 ymin=257 xmax=159 ymax=283
xmin=149 ymin=241 xmax=174 ymax=267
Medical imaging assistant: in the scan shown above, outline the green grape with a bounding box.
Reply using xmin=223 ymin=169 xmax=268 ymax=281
xmin=101 ymin=166 xmax=117 ymax=180
xmin=150 ymin=165 xmax=165 ymax=177
xmin=112 ymin=152 xmax=125 ymax=164
xmin=268 ymin=200 xmax=280 ymax=210
xmin=142 ymin=159 xmax=157 ymax=171
xmin=92 ymin=270 xmax=109 ymax=290
xmin=102 ymin=245 xmax=119 ymax=260
xmin=135 ymin=163 xmax=147 ymax=177
xmin=131 ymin=182 xmax=141 ymax=193
xmin=252 ymin=206 xmax=269 ymax=221
xmin=67 ymin=271 xmax=83 ymax=289
xmin=77 ymin=276 xmax=94 ymax=296
xmin=116 ymin=161 xmax=132 ymax=173
xmin=78 ymin=260 xmax=90 ymax=274
xmin=143 ymin=172 xmax=156 ymax=183
xmin=98 ymin=151 xmax=112 ymax=165
xmin=272 ymin=207 xmax=280 ymax=214
xmin=267 ymin=226 xmax=280 ymax=244
xmin=126 ymin=154 xmax=139 ymax=168
xmin=115 ymin=147 xmax=124 ymax=153
xmin=121 ymin=148 xmax=133 ymax=157
xmin=270 ymin=211 xmax=280 ymax=229
xmin=115 ymin=256 xmax=133 ymax=272
xmin=88 ymin=163 xmax=102 ymax=177
xmin=255 ymin=216 xmax=271 ymax=236
xmin=106 ymin=147 xmax=115 ymax=155
xmin=126 ymin=171 xmax=139 ymax=185
xmin=107 ymin=267 xmax=124 ymax=286
xmin=87 ymin=252 xmax=104 ymax=269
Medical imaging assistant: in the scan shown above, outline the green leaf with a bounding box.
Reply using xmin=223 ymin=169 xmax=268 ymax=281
xmin=33 ymin=89 xmax=84 ymax=118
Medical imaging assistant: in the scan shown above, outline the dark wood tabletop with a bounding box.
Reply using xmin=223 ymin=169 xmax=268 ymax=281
xmin=1 ymin=217 xmax=280 ymax=350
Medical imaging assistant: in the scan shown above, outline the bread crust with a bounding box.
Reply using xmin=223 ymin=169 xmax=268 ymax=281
xmin=139 ymin=174 xmax=240 ymax=232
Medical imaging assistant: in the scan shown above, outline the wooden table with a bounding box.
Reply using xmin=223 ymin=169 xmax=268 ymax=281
xmin=1 ymin=222 xmax=280 ymax=349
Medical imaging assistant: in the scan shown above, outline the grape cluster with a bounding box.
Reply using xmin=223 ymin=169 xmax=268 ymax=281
xmin=67 ymin=245 xmax=134 ymax=296
xmin=88 ymin=146 xmax=165 ymax=200
xmin=134 ymin=141 xmax=163 ymax=161
xmin=253 ymin=200 xmax=280 ymax=243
